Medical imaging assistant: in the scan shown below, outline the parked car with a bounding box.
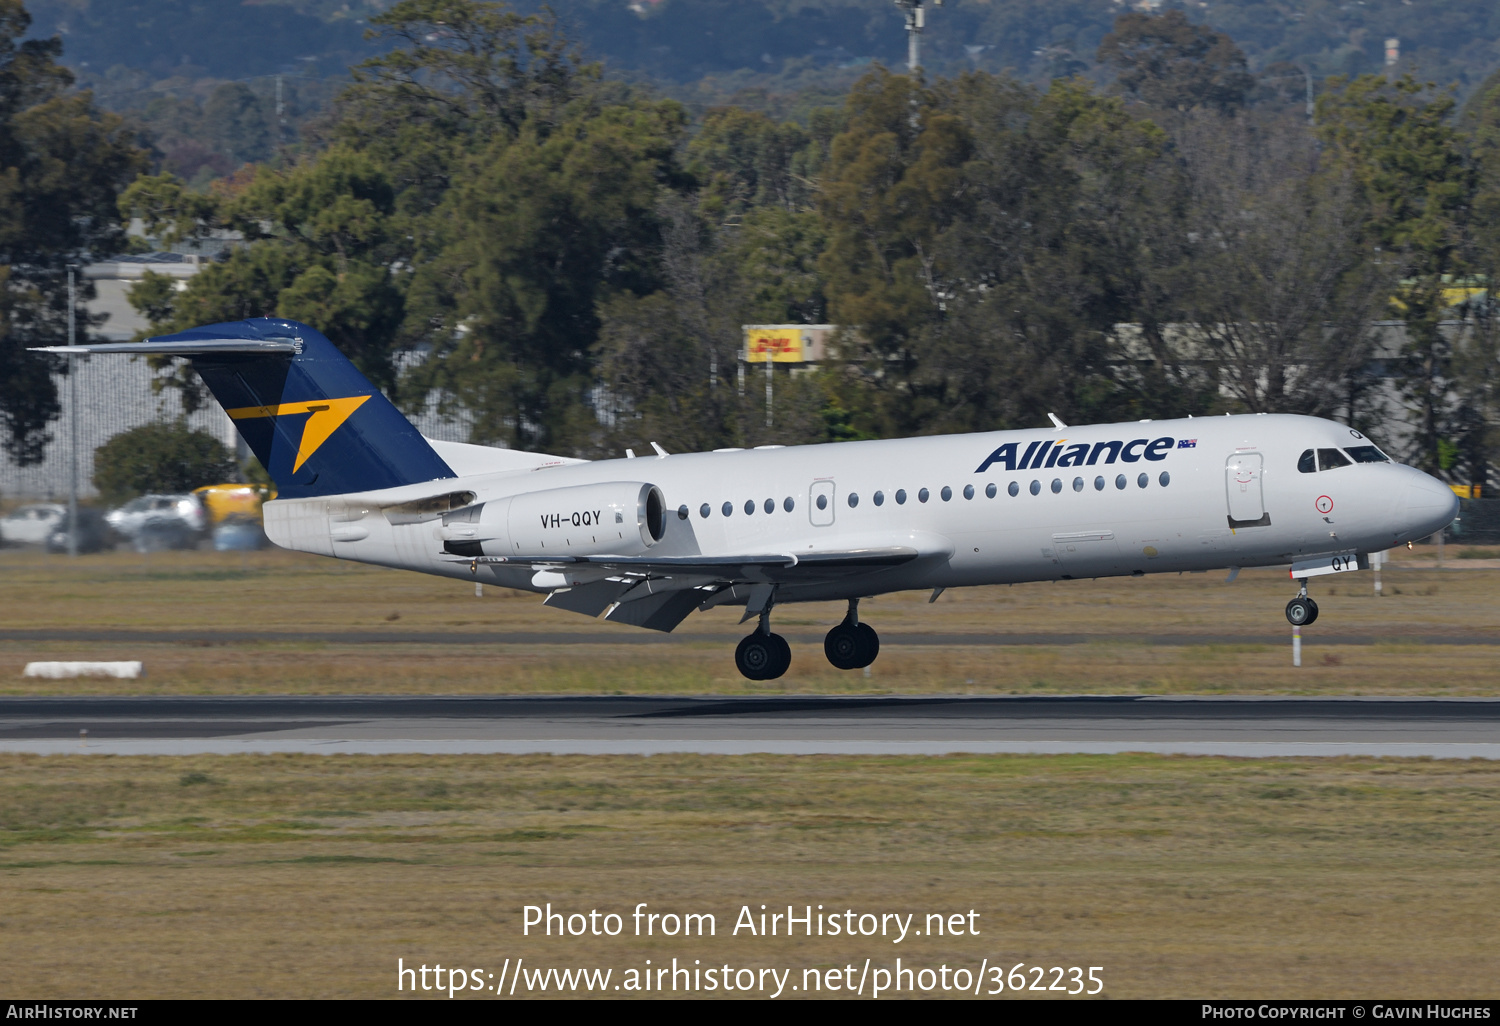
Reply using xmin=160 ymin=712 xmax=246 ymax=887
xmin=0 ymin=503 xmax=66 ymax=546
xmin=212 ymin=513 xmax=267 ymax=551
xmin=105 ymin=494 xmax=209 ymax=552
xmin=44 ymin=507 xmax=111 ymax=554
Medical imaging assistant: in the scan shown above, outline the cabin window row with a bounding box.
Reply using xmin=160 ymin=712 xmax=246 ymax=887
xmin=676 ymin=472 xmax=1172 ymax=520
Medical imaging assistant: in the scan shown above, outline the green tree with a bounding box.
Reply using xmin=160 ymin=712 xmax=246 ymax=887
xmin=0 ymin=0 xmax=147 ymax=464
xmin=124 ymin=149 xmax=406 ymax=394
xmin=1096 ymin=10 xmax=1253 ymax=114
xmin=818 ymin=69 xmax=1184 ymax=438
xmin=402 ymin=96 xmax=688 ymax=450
xmin=1318 ymin=74 xmax=1476 ymax=473
xmin=92 ymin=421 xmax=238 ymax=505
xmin=202 ymin=83 xmax=272 ymax=167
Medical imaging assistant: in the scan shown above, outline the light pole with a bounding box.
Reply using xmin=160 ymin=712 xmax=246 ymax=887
xmin=1297 ymin=62 xmax=1314 ymax=126
xmin=894 ymin=0 xmax=941 ymax=74
xmin=66 ymin=264 xmax=78 ymax=558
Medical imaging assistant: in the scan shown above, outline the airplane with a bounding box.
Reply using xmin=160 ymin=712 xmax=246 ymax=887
xmin=39 ymin=317 xmax=1461 ymax=680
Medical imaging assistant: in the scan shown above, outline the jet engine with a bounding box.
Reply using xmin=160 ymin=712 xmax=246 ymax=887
xmin=438 ymin=482 xmax=666 ymax=558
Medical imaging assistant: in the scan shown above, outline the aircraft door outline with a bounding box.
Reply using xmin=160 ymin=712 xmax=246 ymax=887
xmin=809 ymin=479 xmax=835 ymax=526
xmin=1225 ymin=451 xmax=1268 ymax=527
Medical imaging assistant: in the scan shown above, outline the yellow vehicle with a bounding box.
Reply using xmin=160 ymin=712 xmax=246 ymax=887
xmin=192 ymin=484 xmax=273 ymax=526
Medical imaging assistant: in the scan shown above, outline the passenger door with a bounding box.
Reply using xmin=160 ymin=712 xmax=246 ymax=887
xmin=809 ymin=479 xmax=835 ymax=527
xmin=1225 ymin=452 xmax=1267 ymax=527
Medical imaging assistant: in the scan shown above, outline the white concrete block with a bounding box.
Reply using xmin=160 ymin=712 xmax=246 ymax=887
xmin=23 ymin=661 xmax=143 ymax=679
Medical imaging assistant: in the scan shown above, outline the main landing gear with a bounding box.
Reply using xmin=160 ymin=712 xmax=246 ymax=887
xmin=735 ymin=609 xmax=791 ymax=681
xmin=824 ymin=599 xmax=879 ymax=671
xmin=732 ymin=599 xmax=883 ymax=680
xmin=1285 ymin=577 xmax=1320 ymax=627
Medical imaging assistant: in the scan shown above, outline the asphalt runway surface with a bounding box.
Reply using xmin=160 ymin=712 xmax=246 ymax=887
xmin=2 ymin=629 xmax=1498 ymax=646
xmin=3 ymin=695 xmax=1499 ymax=758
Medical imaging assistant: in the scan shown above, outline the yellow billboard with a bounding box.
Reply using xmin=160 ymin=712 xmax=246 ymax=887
xmin=745 ymin=327 xmax=804 ymax=363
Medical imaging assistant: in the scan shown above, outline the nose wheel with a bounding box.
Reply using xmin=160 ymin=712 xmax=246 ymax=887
xmin=1285 ymin=578 xmax=1319 ymax=626
xmin=824 ymin=599 xmax=880 ymax=670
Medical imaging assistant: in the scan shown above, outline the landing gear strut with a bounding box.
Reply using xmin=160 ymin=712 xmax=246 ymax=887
xmin=1285 ymin=577 xmax=1320 ymax=627
xmin=824 ymin=599 xmax=880 ymax=670
xmin=735 ymin=607 xmax=791 ymax=680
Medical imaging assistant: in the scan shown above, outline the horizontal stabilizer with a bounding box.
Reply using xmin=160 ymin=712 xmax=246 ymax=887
xmin=31 ymin=339 xmax=299 ymax=355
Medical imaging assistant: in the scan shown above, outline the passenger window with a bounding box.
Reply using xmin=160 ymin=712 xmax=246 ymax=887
xmin=783 ymin=497 xmax=795 ymax=512
xmin=700 ymin=503 xmax=711 ymax=518
xmin=722 ymin=501 xmax=733 ymax=517
xmin=763 ymin=498 xmax=774 ymax=514
xmin=815 ymin=494 xmax=828 ymax=511
xmin=1072 ymin=477 xmax=1083 ymax=492
xmin=918 ymin=488 xmax=930 ymax=503
xmin=895 ymin=489 xmax=907 ymax=505
xmin=744 ymin=499 xmax=755 ymax=515
xmin=1115 ymin=475 xmax=1126 ymax=490
xmin=848 ymin=493 xmax=859 ymax=508
xmin=1094 ymin=476 xmax=1105 ymax=491
xmin=1317 ymin=448 xmax=1352 ymax=470
xmin=1297 ymin=449 xmax=1316 ymax=474
xmin=1050 ymin=478 xmax=1062 ymax=493
xmin=873 ymin=490 xmax=884 ymax=506
xmin=1345 ymin=445 xmax=1390 ymax=464
xmin=1159 ymin=471 xmax=1170 ymax=487
xmin=677 ymin=504 xmax=688 ymax=520
xmin=1029 ymin=480 xmax=1040 ymax=495
xmin=1137 ymin=473 xmax=1148 ymax=488
xmin=940 ymin=486 xmax=952 ymax=501
xmin=1008 ymin=482 xmax=1019 ymax=497
xmin=986 ymin=483 xmax=998 ymax=498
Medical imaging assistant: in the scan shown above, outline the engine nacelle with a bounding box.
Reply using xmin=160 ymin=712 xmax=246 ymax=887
xmin=440 ymin=482 xmax=666 ymax=558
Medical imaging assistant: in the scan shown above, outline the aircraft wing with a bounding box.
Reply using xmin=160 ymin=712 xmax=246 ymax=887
xmin=449 ymin=546 xmax=921 ymax=581
xmin=448 ymin=546 xmax=926 ymax=632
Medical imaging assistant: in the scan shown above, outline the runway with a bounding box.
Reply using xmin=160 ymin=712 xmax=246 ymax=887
xmin=3 ymin=695 xmax=1499 ymax=758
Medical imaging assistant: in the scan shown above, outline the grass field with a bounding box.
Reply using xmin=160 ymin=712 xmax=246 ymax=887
xmin=1 ymin=752 xmax=1496 ymax=999
xmin=1 ymin=547 xmax=1497 ymax=696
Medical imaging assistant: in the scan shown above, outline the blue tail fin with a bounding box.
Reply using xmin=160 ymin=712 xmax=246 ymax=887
xmin=148 ymin=318 xmax=453 ymax=499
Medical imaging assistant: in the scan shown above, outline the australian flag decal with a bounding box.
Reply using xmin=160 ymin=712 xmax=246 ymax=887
xmin=1178 ymin=439 xmax=1197 ymax=448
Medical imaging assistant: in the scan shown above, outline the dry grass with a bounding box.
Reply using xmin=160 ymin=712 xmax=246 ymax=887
xmin=0 ymin=545 xmax=1493 ymax=636
xmin=1 ymin=752 xmax=1496 ymax=999
xmin=6 ymin=638 xmax=1500 ymax=697
xmin=1 ymin=546 xmax=1498 ymax=696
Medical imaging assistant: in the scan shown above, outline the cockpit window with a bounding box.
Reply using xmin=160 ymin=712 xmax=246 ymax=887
xmin=1317 ymin=448 xmax=1352 ymax=470
xmin=1297 ymin=449 xmax=1315 ymax=474
xmin=1345 ymin=445 xmax=1390 ymax=464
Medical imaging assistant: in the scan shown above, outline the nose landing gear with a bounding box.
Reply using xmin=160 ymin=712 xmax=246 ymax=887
xmin=1285 ymin=578 xmax=1320 ymax=626
xmin=824 ymin=599 xmax=880 ymax=670
xmin=735 ymin=607 xmax=791 ymax=680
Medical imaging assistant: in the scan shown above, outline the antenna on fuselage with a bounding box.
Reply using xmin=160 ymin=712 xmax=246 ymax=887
xmin=1047 ymin=413 xmax=1067 ymax=431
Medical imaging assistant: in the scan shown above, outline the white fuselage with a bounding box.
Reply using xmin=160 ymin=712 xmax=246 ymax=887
xmin=264 ymin=413 xmax=1459 ymax=607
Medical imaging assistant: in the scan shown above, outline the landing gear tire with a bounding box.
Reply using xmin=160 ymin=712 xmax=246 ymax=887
xmin=736 ymin=632 xmax=791 ymax=680
xmin=824 ymin=624 xmax=863 ymax=669
xmin=824 ymin=621 xmax=880 ymax=669
xmin=1285 ymin=597 xmax=1319 ymax=627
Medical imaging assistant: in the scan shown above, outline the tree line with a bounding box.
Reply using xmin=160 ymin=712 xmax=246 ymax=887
xmin=4 ymin=1 xmax=1500 ymax=489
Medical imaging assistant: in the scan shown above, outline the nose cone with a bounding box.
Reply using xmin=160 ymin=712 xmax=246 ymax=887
xmin=1402 ymin=473 xmax=1460 ymax=539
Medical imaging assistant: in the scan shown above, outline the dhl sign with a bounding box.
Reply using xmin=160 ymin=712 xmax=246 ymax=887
xmin=744 ymin=327 xmax=805 ymax=363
